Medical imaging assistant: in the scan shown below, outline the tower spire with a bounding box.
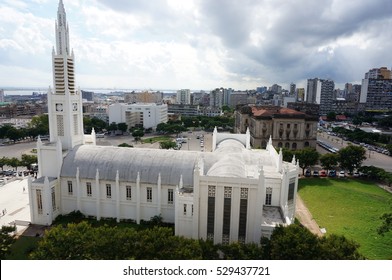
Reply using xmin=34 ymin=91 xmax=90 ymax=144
xmin=48 ymin=0 xmax=84 ymax=150
xmin=56 ymin=0 xmax=69 ymax=55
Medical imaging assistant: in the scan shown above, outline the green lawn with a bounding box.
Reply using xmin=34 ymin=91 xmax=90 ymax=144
xmin=298 ymin=178 xmax=392 ymax=260
xmin=141 ymin=136 xmax=173 ymax=144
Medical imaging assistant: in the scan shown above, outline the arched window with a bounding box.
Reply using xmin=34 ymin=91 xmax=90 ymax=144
xmin=304 ymin=141 xmax=310 ymax=147
xmin=278 ymin=142 xmax=283 ymax=148
xmin=285 ymin=142 xmax=290 ymax=149
xmin=261 ymin=141 xmax=267 ymax=149
xmin=292 ymin=142 xmax=297 ymax=150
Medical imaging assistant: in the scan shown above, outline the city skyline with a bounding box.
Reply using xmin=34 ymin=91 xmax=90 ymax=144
xmin=0 ymin=0 xmax=392 ymax=91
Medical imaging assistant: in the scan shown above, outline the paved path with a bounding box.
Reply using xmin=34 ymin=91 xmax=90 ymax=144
xmin=295 ymin=194 xmax=324 ymax=237
xmin=0 ymin=178 xmax=31 ymax=235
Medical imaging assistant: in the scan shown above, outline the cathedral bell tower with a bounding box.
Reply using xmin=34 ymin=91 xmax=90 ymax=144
xmin=48 ymin=0 xmax=84 ymax=150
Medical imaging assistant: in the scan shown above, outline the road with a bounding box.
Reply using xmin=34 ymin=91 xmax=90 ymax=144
xmin=317 ymin=132 xmax=392 ymax=172
xmin=0 ymin=141 xmax=37 ymax=159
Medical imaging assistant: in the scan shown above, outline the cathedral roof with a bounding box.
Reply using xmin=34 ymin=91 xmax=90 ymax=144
xmin=61 ymin=145 xmax=199 ymax=187
xmin=61 ymin=138 xmax=288 ymax=186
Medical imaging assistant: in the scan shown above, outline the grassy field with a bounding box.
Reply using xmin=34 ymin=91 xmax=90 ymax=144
xmin=141 ymin=136 xmax=173 ymax=144
xmin=298 ymin=178 xmax=392 ymax=260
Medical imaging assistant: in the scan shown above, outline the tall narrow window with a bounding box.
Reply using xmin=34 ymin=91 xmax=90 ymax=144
xmin=106 ymin=184 xmax=111 ymax=199
xmin=207 ymin=185 xmax=216 ymax=241
xmin=36 ymin=189 xmax=43 ymax=214
xmin=86 ymin=182 xmax=92 ymax=197
xmin=147 ymin=187 xmax=152 ymax=202
xmin=51 ymin=187 xmax=56 ymax=211
xmin=222 ymin=187 xmax=232 ymax=245
xmin=238 ymin=188 xmax=248 ymax=243
xmin=168 ymin=189 xmax=174 ymax=204
xmin=183 ymin=204 xmax=187 ymax=215
xmin=67 ymin=181 xmax=73 ymax=195
xmin=191 ymin=204 xmax=194 ymax=216
xmin=288 ymin=179 xmax=295 ymax=203
xmin=126 ymin=185 xmax=132 ymax=200
xmin=265 ymin=187 xmax=272 ymax=205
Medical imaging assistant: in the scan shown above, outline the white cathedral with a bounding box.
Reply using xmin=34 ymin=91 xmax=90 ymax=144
xmin=28 ymin=1 xmax=299 ymax=244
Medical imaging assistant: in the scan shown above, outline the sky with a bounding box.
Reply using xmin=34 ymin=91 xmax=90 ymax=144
xmin=0 ymin=0 xmax=392 ymax=91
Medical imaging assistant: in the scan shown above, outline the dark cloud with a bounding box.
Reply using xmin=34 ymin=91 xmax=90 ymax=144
xmin=197 ymin=0 xmax=392 ymax=86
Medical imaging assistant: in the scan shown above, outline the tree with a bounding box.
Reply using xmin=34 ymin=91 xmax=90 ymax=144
xmin=320 ymin=153 xmax=339 ymax=171
xmin=338 ymin=144 xmax=366 ymax=173
xmin=30 ymin=221 xmax=204 ymax=260
xmin=0 ymin=225 xmax=16 ymax=259
xmin=108 ymin=122 xmax=118 ymax=132
xmin=217 ymin=242 xmax=264 ymax=260
xmin=132 ymin=129 xmax=144 ymax=142
xmin=0 ymin=124 xmax=13 ymax=139
xmin=21 ymin=154 xmax=38 ymax=170
xmin=117 ymin=123 xmax=128 ymax=134
xmin=159 ymin=140 xmax=177 ymax=149
xmin=7 ymin=157 xmax=21 ymax=171
xmin=318 ymin=234 xmax=363 ymax=260
xmin=280 ymin=148 xmax=294 ymax=162
xmin=118 ymin=143 xmax=133 ymax=148
xmin=263 ymin=224 xmax=364 ymax=260
xmin=267 ymin=224 xmax=321 ymax=260
xmin=0 ymin=157 xmax=8 ymax=171
xmin=378 ymin=212 xmax=392 ymax=236
xmin=295 ymin=148 xmax=320 ymax=175
xmin=83 ymin=116 xmax=108 ymax=133
xmin=6 ymin=127 xmax=23 ymax=142
xmin=386 ymin=144 xmax=392 ymax=156
xmin=29 ymin=114 xmax=49 ymax=136
xmin=326 ymin=111 xmax=336 ymax=121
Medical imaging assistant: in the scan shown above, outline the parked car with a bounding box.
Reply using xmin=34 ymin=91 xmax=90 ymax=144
xmin=328 ymin=170 xmax=336 ymax=177
xmin=338 ymin=171 xmax=346 ymax=178
xmin=320 ymin=170 xmax=327 ymax=177
xmin=353 ymin=171 xmax=360 ymax=177
xmin=305 ymin=169 xmax=311 ymax=177
xmin=313 ymin=170 xmax=319 ymax=177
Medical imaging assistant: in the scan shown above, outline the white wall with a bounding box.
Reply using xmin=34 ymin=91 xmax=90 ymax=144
xmin=60 ymin=177 xmax=175 ymax=223
xmin=108 ymin=103 xmax=124 ymax=124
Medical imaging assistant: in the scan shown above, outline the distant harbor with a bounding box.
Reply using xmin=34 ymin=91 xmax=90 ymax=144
xmin=1 ymin=88 xmax=187 ymax=97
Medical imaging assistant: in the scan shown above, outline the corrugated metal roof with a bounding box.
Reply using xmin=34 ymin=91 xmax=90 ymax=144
xmin=61 ymin=145 xmax=199 ymax=187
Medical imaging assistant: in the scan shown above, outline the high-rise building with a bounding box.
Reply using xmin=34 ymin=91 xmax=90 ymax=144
xmin=0 ymin=89 xmax=4 ymax=103
xmin=290 ymin=83 xmax=296 ymax=96
xmin=176 ymin=89 xmax=191 ymax=104
xmin=306 ymin=78 xmax=321 ymax=103
xmin=209 ymin=88 xmax=224 ymax=108
xmin=360 ymin=67 xmax=392 ymax=111
xmin=81 ymin=90 xmax=94 ymax=102
xmin=296 ymin=88 xmax=305 ymax=101
xmin=365 ymin=67 xmax=391 ymax=79
xmin=306 ymin=78 xmax=334 ymax=115
xmin=270 ymin=84 xmax=282 ymax=94
xmin=319 ymin=79 xmax=334 ymax=116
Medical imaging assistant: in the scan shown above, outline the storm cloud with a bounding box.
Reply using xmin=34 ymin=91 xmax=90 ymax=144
xmin=0 ymin=0 xmax=391 ymax=89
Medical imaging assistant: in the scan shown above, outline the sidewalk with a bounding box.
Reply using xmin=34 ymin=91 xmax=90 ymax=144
xmin=295 ymin=194 xmax=324 ymax=237
xmin=0 ymin=178 xmax=31 ymax=235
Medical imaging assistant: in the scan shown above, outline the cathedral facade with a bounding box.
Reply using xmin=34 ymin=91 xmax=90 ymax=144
xmin=28 ymin=1 xmax=299 ymax=244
